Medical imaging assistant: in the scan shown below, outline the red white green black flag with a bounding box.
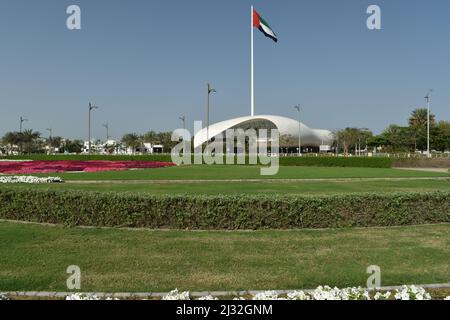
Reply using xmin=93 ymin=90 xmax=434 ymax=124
xmin=253 ymin=9 xmax=278 ymax=42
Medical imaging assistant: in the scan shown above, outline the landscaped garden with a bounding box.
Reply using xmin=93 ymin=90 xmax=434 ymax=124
xmin=0 ymin=156 xmax=449 ymax=296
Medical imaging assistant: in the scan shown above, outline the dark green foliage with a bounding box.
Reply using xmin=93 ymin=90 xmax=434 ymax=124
xmin=279 ymin=157 xmax=395 ymax=168
xmin=1 ymin=189 xmax=448 ymax=230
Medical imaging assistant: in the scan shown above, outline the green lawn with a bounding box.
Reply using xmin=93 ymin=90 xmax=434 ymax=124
xmin=1 ymin=178 xmax=449 ymax=195
xmin=29 ymin=165 xmax=449 ymax=181
xmin=0 ymin=221 xmax=449 ymax=292
xmin=2 ymin=165 xmax=448 ymax=195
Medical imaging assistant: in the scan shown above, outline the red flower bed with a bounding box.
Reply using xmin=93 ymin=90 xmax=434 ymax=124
xmin=0 ymin=160 xmax=176 ymax=175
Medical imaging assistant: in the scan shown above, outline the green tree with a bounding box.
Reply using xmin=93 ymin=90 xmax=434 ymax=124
xmin=336 ymin=128 xmax=373 ymax=154
xmin=432 ymin=121 xmax=450 ymax=152
xmin=1 ymin=132 xmax=21 ymax=154
xmin=18 ymin=129 xmax=41 ymax=154
xmin=379 ymin=125 xmax=414 ymax=152
xmin=121 ymin=133 xmax=141 ymax=154
xmin=62 ymin=139 xmax=83 ymax=153
xmin=408 ymin=108 xmax=436 ymax=151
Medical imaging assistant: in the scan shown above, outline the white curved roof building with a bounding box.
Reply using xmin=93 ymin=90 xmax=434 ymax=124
xmin=194 ymin=115 xmax=333 ymax=148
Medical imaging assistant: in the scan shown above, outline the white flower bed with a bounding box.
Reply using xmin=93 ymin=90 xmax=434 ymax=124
xmin=66 ymin=293 xmax=101 ymax=300
xmin=65 ymin=293 xmax=117 ymax=300
xmin=0 ymin=176 xmax=63 ymax=184
xmin=394 ymin=285 xmax=431 ymax=300
xmin=1 ymin=286 xmax=445 ymax=300
xmin=156 ymin=285 xmax=443 ymax=301
xmin=162 ymin=289 xmax=191 ymax=300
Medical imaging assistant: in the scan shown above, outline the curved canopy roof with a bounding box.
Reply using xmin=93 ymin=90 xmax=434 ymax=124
xmin=194 ymin=115 xmax=332 ymax=148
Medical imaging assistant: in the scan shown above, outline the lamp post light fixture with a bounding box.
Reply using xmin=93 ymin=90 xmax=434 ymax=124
xmin=425 ymin=90 xmax=433 ymax=159
xmin=179 ymin=115 xmax=186 ymax=131
xmin=88 ymin=102 xmax=99 ymax=154
xmin=294 ymin=105 xmax=302 ymax=156
xmin=206 ymin=83 xmax=216 ymax=142
xmin=19 ymin=116 xmax=28 ymax=133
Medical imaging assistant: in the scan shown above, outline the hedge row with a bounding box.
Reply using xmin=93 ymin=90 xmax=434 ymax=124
xmin=393 ymin=157 xmax=450 ymax=169
xmin=279 ymin=157 xmax=395 ymax=168
xmin=0 ymin=189 xmax=449 ymax=229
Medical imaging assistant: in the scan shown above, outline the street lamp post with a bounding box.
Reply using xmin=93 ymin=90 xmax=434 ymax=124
xmin=88 ymin=102 xmax=99 ymax=154
xmin=19 ymin=116 xmax=28 ymax=133
xmin=207 ymin=83 xmax=216 ymax=142
xmin=103 ymin=123 xmax=110 ymax=141
xmin=46 ymin=128 xmax=53 ymax=154
xmin=46 ymin=128 xmax=52 ymax=139
xmin=425 ymin=90 xmax=433 ymax=158
xmin=294 ymin=105 xmax=302 ymax=156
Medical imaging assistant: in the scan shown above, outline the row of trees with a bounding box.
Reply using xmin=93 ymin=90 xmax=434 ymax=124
xmin=2 ymin=109 xmax=449 ymax=155
xmin=121 ymin=131 xmax=176 ymax=153
xmin=335 ymin=108 xmax=450 ymax=154
xmin=0 ymin=131 xmax=83 ymax=154
xmin=0 ymin=129 xmax=178 ymax=155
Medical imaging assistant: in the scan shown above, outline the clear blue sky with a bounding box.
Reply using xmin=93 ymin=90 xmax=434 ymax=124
xmin=0 ymin=0 xmax=449 ymax=140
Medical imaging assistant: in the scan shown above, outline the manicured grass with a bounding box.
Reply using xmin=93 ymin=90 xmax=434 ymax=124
xmin=0 ymin=221 xmax=449 ymax=292
xmin=24 ymin=165 xmax=449 ymax=181
xmin=1 ymin=179 xmax=449 ymax=195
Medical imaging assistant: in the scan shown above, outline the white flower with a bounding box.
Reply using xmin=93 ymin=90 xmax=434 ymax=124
xmin=394 ymin=285 xmax=431 ymax=300
xmin=162 ymin=289 xmax=190 ymax=300
xmin=374 ymin=291 xmax=391 ymax=300
xmin=197 ymin=295 xmax=218 ymax=300
xmin=0 ymin=176 xmax=63 ymax=184
xmin=252 ymin=291 xmax=284 ymax=300
xmin=444 ymin=296 xmax=450 ymax=300
xmin=66 ymin=293 xmax=101 ymax=300
xmin=287 ymin=291 xmax=310 ymax=300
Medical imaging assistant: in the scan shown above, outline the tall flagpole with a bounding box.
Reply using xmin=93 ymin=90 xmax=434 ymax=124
xmin=251 ymin=5 xmax=254 ymax=116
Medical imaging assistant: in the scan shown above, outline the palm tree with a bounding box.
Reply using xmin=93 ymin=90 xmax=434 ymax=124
xmin=121 ymin=133 xmax=141 ymax=154
xmin=19 ymin=130 xmax=41 ymax=154
xmin=408 ymin=108 xmax=435 ymax=151
xmin=1 ymin=132 xmax=21 ymax=154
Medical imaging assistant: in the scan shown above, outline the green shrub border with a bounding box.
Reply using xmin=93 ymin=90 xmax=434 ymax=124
xmin=0 ymin=189 xmax=449 ymax=230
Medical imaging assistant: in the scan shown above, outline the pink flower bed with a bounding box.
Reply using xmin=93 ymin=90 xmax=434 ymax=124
xmin=0 ymin=160 xmax=176 ymax=175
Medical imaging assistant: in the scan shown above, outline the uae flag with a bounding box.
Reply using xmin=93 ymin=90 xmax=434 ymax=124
xmin=253 ymin=9 xmax=278 ymax=42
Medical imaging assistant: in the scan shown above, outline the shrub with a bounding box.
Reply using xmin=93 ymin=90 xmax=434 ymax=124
xmin=0 ymin=189 xmax=448 ymax=229
xmin=279 ymin=157 xmax=395 ymax=168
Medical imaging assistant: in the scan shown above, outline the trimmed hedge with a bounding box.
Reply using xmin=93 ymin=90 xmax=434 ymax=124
xmin=393 ymin=157 xmax=450 ymax=168
xmin=279 ymin=157 xmax=395 ymax=168
xmin=0 ymin=189 xmax=449 ymax=229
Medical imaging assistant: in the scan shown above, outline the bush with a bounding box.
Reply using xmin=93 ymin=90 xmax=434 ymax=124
xmin=0 ymin=189 xmax=448 ymax=229
xmin=279 ymin=157 xmax=395 ymax=168
xmin=393 ymin=158 xmax=450 ymax=168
